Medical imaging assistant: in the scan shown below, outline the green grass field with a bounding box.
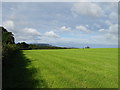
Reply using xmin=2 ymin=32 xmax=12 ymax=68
xmin=3 ymin=48 xmax=118 ymax=88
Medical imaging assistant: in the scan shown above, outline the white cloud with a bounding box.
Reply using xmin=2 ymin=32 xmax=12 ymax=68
xmin=105 ymin=33 xmax=118 ymax=41
xmin=105 ymin=3 xmax=118 ymax=12
xmin=94 ymin=23 xmax=101 ymax=28
xmin=2 ymin=2 xmax=118 ymax=47
xmin=22 ymin=28 xmax=41 ymax=35
xmin=71 ymin=3 xmax=105 ymax=17
xmin=109 ymin=3 xmax=118 ymax=8
xmin=97 ymin=24 xmax=118 ymax=43
xmin=108 ymin=24 xmax=118 ymax=34
xmin=85 ymin=25 xmax=89 ymax=27
xmin=44 ymin=31 xmax=59 ymax=38
xmin=99 ymin=24 xmax=118 ymax=34
xmin=15 ymin=27 xmax=41 ymax=43
xmin=76 ymin=25 xmax=90 ymax=33
xmin=60 ymin=26 xmax=71 ymax=31
xmin=109 ymin=12 xmax=118 ymax=21
xmin=3 ymin=0 xmax=119 ymax=2
xmin=90 ymin=34 xmax=117 ymax=45
xmin=3 ymin=20 xmax=14 ymax=30
xmin=105 ymin=20 xmax=112 ymax=26
xmin=3 ymin=20 xmax=41 ymax=42
xmin=100 ymin=24 xmax=118 ymax=41
xmin=99 ymin=29 xmax=105 ymax=32
xmin=15 ymin=35 xmax=41 ymax=43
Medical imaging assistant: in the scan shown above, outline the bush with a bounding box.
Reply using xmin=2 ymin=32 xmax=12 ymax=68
xmin=17 ymin=42 xmax=30 ymax=50
xmin=2 ymin=43 xmax=18 ymax=60
xmin=85 ymin=46 xmax=90 ymax=49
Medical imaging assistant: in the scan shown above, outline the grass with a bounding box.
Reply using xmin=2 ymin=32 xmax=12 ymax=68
xmin=3 ymin=48 xmax=118 ymax=88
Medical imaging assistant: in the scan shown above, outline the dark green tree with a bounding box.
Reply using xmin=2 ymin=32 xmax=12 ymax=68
xmin=2 ymin=27 xmax=15 ymax=44
xmin=1 ymin=27 xmax=18 ymax=61
xmin=17 ymin=42 xmax=29 ymax=50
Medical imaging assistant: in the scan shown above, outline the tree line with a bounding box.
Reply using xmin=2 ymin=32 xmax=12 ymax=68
xmin=17 ymin=42 xmax=69 ymax=50
xmin=1 ymin=27 xmax=71 ymax=61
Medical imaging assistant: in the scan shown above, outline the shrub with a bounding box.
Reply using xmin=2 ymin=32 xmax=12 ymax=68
xmin=2 ymin=43 xmax=18 ymax=60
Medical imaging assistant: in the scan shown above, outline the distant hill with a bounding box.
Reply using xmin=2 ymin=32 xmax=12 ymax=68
xmin=32 ymin=43 xmax=52 ymax=47
xmin=29 ymin=43 xmax=69 ymax=49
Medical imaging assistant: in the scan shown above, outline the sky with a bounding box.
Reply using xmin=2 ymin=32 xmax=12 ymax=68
xmin=1 ymin=2 xmax=119 ymax=48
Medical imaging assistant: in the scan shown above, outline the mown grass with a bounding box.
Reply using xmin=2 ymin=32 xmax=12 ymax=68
xmin=3 ymin=48 xmax=118 ymax=88
xmin=3 ymin=51 xmax=48 ymax=88
xmin=20 ymin=48 xmax=118 ymax=88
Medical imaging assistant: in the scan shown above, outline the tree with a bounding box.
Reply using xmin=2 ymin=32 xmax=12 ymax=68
xmin=1 ymin=27 xmax=18 ymax=61
xmin=85 ymin=46 xmax=90 ymax=49
xmin=17 ymin=42 xmax=29 ymax=50
xmin=2 ymin=27 xmax=15 ymax=44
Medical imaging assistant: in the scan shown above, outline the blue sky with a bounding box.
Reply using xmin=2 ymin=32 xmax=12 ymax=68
xmin=1 ymin=2 xmax=118 ymax=48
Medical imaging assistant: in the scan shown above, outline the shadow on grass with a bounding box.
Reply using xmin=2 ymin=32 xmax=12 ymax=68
xmin=3 ymin=50 xmax=48 ymax=88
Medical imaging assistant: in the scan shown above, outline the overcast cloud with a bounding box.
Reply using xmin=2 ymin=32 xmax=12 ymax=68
xmin=2 ymin=2 xmax=118 ymax=48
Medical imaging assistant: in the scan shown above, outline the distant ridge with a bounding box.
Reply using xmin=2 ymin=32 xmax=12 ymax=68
xmin=32 ymin=43 xmax=52 ymax=47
